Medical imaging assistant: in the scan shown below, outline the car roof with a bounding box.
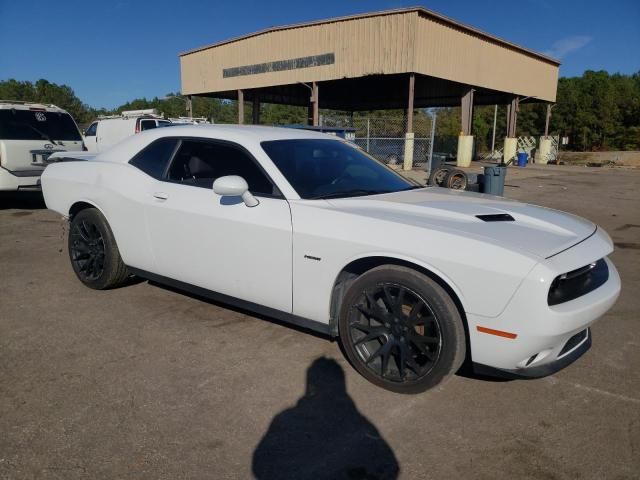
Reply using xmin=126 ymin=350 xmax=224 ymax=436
xmin=98 ymin=124 xmax=343 ymax=163
xmin=0 ymin=101 xmax=69 ymax=113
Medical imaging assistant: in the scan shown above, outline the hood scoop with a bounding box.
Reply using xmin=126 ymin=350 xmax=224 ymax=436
xmin=476 ymin=213 xmax=515 ymax=222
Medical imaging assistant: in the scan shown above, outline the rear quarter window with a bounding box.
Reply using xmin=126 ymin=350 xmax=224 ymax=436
xmin=140 ymin=120 xmax=158 ymax=131
xmin=129 ymin=137 xmax=179 ymax=179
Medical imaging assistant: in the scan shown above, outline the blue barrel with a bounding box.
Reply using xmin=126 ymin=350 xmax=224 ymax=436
xmin=482 ymin=165 xmax=507 ymax=196
xmin=517 ymin=152 xmax=528 ymax=167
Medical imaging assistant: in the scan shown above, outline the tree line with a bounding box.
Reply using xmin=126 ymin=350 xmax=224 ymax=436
xmin=1 ymin=70 xmax=638 ymax=151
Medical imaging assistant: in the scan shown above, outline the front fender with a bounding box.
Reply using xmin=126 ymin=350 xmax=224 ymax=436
xmin=290 ymin=212 xmax=537 ymax=324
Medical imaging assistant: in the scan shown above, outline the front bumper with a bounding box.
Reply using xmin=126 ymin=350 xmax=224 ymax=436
xmin=466 ymin=228 xmax=621 ymax=377
xmin=473 ymin=328 xmax=592 ymax=379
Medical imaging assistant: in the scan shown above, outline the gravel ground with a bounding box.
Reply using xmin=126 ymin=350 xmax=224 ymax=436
xmin=1 ymin=164 xmax=639 ymax=479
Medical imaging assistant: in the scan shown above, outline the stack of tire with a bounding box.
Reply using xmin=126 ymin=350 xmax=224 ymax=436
xmin=427 ymin=165 xmax=468 ymax=190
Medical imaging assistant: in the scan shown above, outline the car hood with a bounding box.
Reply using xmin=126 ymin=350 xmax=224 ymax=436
xmin=325 ymin=188 xmax=596 ymax=259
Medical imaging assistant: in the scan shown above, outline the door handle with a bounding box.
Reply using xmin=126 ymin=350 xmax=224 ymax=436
xmin=153 ymin=192 xmax=169 ymax=200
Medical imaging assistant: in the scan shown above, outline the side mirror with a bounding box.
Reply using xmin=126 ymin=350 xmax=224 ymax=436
xmin=212 ymin=175 xmax=259 ymax=207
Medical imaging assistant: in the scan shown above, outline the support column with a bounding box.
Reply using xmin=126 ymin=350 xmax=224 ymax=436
xmin=312 ymin=82 xmax=319 ymax=127
xmin=504 ymin=96 xmax=519 ymax=164
xmin=307 ymin=82 xmax=319 ymax=126
xmin=544 ymin=103 xmax=552 ymax=137
xmin=460 ymin=88 xmax=474 ymax=135
xmin=252 ymin=96 xmax=260 ymax=125
xmin=491 ymin=104 xmax=498 ymax=154
xmin=186 ymin=95 xmax=193 ymax=118
xmin=536 ymin=103 xmax=553 ymax=164
xmin=403 ymin=73 xmax=415 ymax=171
xmin=506 ymin=96 xmax=519 ymax=138
xmin=457 ymin=88 xmax=474 ymax=167
xmin=237 ymin=89 xmax=244 ymax=124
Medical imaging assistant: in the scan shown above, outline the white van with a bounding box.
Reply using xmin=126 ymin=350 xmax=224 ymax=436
xmin=83 ymin=109 xmax=172 ymax=153
xmin=0 ymin=101 xmax=84 ymax=191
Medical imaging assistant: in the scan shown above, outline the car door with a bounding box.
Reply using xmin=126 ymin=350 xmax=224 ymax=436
xmin=144 ymin=138 xmax=293 ymax=313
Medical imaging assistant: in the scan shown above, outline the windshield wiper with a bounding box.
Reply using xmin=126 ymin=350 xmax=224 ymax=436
xmin=16 ymin=122 xmax=59 ymax=146
xmin=309 ymin=190 xmax=388 ymax=200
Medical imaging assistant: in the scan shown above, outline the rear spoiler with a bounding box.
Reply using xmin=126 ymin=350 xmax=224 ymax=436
xmin=47 ymin=152 xmax=97 ymax=163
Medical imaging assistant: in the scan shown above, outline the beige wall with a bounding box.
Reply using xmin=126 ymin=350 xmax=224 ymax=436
xmin=413 ymin=14 xmax=558 ymax=102
xmin=180 ymin=10 xmax=558 ymax=102
xmin=181 ymin=12 xmax=416 ymax=95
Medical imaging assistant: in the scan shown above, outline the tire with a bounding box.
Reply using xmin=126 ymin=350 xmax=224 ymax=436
xmin=338 ymin=265 xmax=466 ymax=394
xmin=443 ymin=169 xmax=468 ymax=190
xmin=68 ymin=208 xmax=129 ymax=290
xmin=428 ymin=166 xmax=451 ymax=186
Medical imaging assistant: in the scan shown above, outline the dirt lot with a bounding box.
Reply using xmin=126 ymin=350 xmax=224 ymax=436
xmin=558 ymin=151 xmax=640 ymax=168
xmin=1 ymin=164 xmax=639 ymax=480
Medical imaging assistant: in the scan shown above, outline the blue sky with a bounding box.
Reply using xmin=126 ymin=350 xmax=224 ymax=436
xmin=1 ymin=0 xmax=638 ymax=109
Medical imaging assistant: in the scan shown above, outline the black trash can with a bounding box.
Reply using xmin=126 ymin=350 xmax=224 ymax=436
xmin=482 ymin=165 xmax=507 ymax=196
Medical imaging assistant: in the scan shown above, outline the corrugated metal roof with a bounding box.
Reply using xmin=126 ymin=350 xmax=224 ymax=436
xmin=179 ymin=6 xmax=560 ymax=66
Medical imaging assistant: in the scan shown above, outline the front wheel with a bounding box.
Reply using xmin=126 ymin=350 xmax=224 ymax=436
xmin=68 ymin=208 xmax=129 ymax=290
xmin=338 ymin=266 xmax=466 ymax=394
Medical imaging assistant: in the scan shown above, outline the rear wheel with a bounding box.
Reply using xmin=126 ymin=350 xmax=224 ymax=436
xmin=338 ymin=266 xmax=466 ymax=394
xmin=68 ymin=208 xmax=129 ymax=290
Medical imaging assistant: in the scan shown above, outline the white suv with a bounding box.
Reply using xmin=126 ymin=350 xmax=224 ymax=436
xmin=83 ymin=109 xmax=173 ymax=153
xmin=0 ymin=101 xmax=84 ymax=191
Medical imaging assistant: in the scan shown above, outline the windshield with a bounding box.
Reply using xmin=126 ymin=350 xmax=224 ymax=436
xmin=261 ymin=139 xmax=418 ymax=199
xmin=0 ymin=109 xmax=82 ymax=141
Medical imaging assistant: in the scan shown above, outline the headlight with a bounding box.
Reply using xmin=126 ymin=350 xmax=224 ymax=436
xmin=547 ymin=258 xmax=609 ymax=306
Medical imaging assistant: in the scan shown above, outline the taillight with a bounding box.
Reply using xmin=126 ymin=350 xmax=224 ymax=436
xmin=135 ymin=119 xmax=140 ymax=134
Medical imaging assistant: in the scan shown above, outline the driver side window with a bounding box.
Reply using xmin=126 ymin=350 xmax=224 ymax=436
xmin=85 ymin=122 xmax=97 ymax=136
xmin=166 ymin=139 xmax=280 ymax=197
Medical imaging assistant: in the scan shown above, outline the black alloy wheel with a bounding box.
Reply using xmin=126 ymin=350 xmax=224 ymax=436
xmin=338 ymin=265 xmax=466 ymax=393
xmin=68 ymin=208 xmax=130 ymax=290
xmin=70 ymin=218 xmax=106 ymax=281
xmin=347 ymin=283 xmax=443 ymax=383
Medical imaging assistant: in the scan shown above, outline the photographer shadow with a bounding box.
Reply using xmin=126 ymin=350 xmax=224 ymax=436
xmin=252 ymin=357 xmax=399 ymax=480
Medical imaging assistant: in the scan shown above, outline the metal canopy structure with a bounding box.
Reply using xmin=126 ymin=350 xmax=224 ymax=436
xmin=179 ymin=7 xmax=560 ymax=166
xmin=190 ymin=73 xmax=541 ymax=111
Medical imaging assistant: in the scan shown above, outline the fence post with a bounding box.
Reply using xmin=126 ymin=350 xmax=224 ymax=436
xmin=427 ymin=111 xmax=437 ymax=177
xmin=366 ymin=117 xmax=370 ymax=153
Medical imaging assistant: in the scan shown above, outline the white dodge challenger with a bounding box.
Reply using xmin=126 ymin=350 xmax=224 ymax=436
xmin=42 ymin=125 xmax=621 ymax=393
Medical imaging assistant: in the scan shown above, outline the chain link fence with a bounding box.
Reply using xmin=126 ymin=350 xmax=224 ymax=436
xmin=321 ymin=113 xmax=459 ymax=169
xmin=481 ymin=135 xmax=560 ymax=163
xmin=353 ymin=117 xmax=431 ymax=168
